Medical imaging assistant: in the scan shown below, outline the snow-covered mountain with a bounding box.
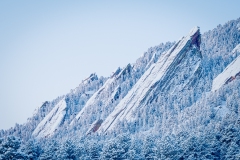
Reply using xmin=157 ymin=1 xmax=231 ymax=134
xmin=1 ymin=17 xmax=240 ymax=160
xmin=32 ymin=98 xmax=67 ymax=138
xmin=212 ymin=45 xmax=240 ymax=91
xmin=69 ymin=43 xmax=174 ymax=135
xmin=1 ymin=18 xmax=240 ymax=146
xmin=100 ymin=26 xmax=202 ymax=133
xmin=30 ymin=73 xmax=106 ymax=138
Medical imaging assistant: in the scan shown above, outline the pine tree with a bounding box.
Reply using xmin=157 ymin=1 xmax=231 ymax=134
xmin=142 ymin=136 xmax=157 ymax=160
xmin=57 ymin=139 xmax=79 ymax=160
xmin=21 ymin=139 xmax=41 ymax=160
xmin=0 ymin=136 xmax=26 ymax=160
xmin=39 ymin=139 xmax=58 ymax=160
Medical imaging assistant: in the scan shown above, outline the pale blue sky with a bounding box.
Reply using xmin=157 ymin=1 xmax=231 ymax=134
xmin=0 ymin=1 xmax=239 ymax=129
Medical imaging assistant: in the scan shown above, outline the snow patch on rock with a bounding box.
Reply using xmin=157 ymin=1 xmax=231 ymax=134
xmin=212 ymin=53 xmax=240 ymax=91
xmin=32 ymin=98 xmax=67 ymax=138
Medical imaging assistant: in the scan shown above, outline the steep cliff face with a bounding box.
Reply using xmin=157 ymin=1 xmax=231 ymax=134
xmin=212 ymin=44 xmax=240 ymax=91
xmin=25 ymin=42 xmax=173 ymax=138
xmin=31 ymin=74 xmax=105 ymax=138
xmin=99 ymin=27 xmax=202 ymax=133
xmin=68 ymin=64 xmax=134 ymax=134
xmin=32 ymin=98 xmax=67 ymax=138
xmin=70 ymin=43 xmax=173 ymax=134
xmin=31 ymin=27 xmax=201 ymax=137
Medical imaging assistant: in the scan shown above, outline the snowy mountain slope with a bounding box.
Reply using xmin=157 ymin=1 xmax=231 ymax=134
xmin=212 ymin=45 xmax=240 ymax=91
xmin=71 ymin=72 xmax=119 ymax=125
xmin=0 ymin=42 xmax=172 ymax=139
xmin=32 ymin=74 xmax=105 ymax=138
xmin=2 ymin=18 xmax=240 ymax=145
xmin=68 ymin=43 xmax=174 ymax=135
xmin=200 ymin=18 xmax=240 ymax=83
xmin=75 ymin=76 xmax=116 ymax=119
xmin=99 ymin=27 xmax=202 ymax=133
xmin=70 ymin=64 xmax=133 ymax=131
xmin=63 ymin=73 xmax=106 ymax=121
xmin=133 ymin=42 xmax=174 ymax=75
xmin=32 ymin=98 xmax=67 ymax=138
xmin=165 ymin=74 xmax=240 ymax=138
xmin=0 ymin=97 xmax=64 ymax=141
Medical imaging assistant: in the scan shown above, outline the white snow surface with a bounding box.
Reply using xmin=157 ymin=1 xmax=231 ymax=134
xmin=232 ymin=44 xmax=240 ymax=53
xmin=99 ymin=27 xmax=200 ymax=133
xmin=212 ymin=53 xmax=240 ymax=91
xmin=85 ymin=90 xmax=95 ymax=95
xmin=32 ymin=98 xmax=67 ymax=138
xmin=214 ymin=101 xmax=230 ymax=118
xmin=72 ymin=78 xmax=114 ymax=123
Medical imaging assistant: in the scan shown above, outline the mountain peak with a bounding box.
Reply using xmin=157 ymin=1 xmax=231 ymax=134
xmin=190 ymin=26 xmax=201 ymax=48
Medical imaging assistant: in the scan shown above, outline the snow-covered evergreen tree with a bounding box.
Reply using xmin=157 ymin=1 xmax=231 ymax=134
xmin=0 ymin=136 xmax=26 ymax=160
xmin=21 ymin=139 xmax=41 ymax=160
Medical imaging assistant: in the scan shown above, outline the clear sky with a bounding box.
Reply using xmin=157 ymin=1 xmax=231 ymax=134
xmin=0 ymin=1 xmax=239 ymax=130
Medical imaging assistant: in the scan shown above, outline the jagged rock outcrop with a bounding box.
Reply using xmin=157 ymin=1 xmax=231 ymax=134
xmin=32 ymin=73 xmax=105 ymax=138
xmin=212 ymin=44 xmax=240 ymax=91
xmin=99 ymin=27 xmax=203 ymax=133
xmin=69 ymin=44 xmax=173 ymax=134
